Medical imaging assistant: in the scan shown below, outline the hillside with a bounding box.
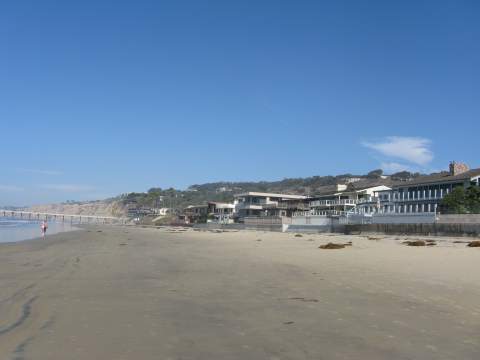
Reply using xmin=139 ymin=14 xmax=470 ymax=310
xmin=28 ymin=169 xmax=423 ymax=216
xmin=29 ymin=199 xmax=126 ymax=217
xmin=116 ymin=169 xmax=422 ymax=211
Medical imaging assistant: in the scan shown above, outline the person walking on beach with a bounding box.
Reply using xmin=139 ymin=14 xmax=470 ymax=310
xmin=41 ymin=220 xmax=48 ymax=238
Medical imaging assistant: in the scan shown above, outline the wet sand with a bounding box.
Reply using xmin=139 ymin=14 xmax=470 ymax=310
xmin=0 ymin=226 xmax=479 ymax=359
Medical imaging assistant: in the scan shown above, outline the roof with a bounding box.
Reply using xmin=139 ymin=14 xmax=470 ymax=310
xmin=345 ymin=179 xmax=394 ymax=191
xmin=312 ymin=185 xmax=343 ymax=196
xmin=234 ymin=192 xmax=307 ymax=200
xmin=312 ymin=180 xmax=392 ymax=197
xmin=208 ymin=201 xmax=235 ymax=208
xmin=185 ymin=204 xmax=208 ymax=209
xmin=391 ymin=168 xmax=480 ymax=188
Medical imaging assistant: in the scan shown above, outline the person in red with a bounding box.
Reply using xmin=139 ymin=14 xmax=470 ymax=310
xmin=41 ymin=220 xmax=48 ymax=238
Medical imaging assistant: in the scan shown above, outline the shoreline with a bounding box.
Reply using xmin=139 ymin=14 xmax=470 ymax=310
xmin=1 ymin=226 xmax=479 ymax=359
xmin=0 ymin=220 xmax=81 ymax=244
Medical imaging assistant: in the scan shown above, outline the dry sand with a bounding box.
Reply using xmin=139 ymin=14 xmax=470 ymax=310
xmin=0 ymin=227 xmax=479 ymax=360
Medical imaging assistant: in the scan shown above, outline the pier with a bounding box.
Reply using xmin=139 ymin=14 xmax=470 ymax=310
xmin=0 ymin=209 xmax=127 ymax=225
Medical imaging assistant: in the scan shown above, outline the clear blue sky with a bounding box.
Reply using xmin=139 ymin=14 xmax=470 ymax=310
xmin=1 ymin=0 xmax=479 ymax=205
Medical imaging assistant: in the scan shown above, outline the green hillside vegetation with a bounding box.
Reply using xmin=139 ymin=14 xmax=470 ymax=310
xmin=116 ymin=170 xmax=422 ymax=211
xmin=440 ymin=186 xmax=480 ymax=214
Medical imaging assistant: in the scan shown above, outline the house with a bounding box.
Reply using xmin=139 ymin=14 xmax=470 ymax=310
xmin=234 ymin=192 xmax=308 ymax=219
xmin=207 ymin=202 xmax=235 ymax=223
xmin=359 ymin=162 xmax=480 ymax=214
xmin=183 ymin=205 xmax=208 ymax=223
xmin=261 ymin=198 xmax=311 ymax=217
xmin=306 ymin=182 xmax=392 ymax=216
xmin=127 ymin=206 xmax=156 ymax=218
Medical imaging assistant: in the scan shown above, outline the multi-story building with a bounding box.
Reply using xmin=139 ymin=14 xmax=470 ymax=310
xmin=305 ymin=182 xmax=392 ymax=216
xmin=357 ymin=162 xmax=480 ymax=214
xmin=234 ymin=192 xmax=308 ymax=219
xmin=261 ymin=198 xmax=311 ymax=217
xmin=183 ymin=204 xmax=208 ymax=223
xmin=207 ymin=202 xmax=236 ymax=223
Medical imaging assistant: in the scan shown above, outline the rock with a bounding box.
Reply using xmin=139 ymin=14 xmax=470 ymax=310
xmin=367 ymin=236 xmax=382 ymax=241
xmin=319 ymin=243 xmax=345 ymax=249
xmin=403 ymin=240 xmax=426 ymax=246
xmin=294 ymin=234 xmax=303 ymax=237
xmin=289 ymin=297 xmax=319 ymax=302
xmin=467 ymin=241 xmax=480 ymax=247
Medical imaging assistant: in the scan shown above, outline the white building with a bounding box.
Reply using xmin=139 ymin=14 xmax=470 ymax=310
xmin=357 ymin=162 xmax=480 ymax=214
xmin=207 ymin=202 xmax=235 ymax=223
xmin=305 ymin=182 xmax=391 ymax=216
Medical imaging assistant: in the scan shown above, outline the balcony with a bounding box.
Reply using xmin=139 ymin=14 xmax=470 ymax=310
xmin=262 ymin=202 xmax=310 ymax=210
xmin=235 ymin=203 xmax=264 ymax=210
xmin=357 ymin=197 xmax=379 ymax=204
xmin=293 ymin=210 xmax=346 ymax=217
xmin=391 ymin=195 xmax=444 ymax=202
xmin=310 ymin=199 xmax=356 ymax=207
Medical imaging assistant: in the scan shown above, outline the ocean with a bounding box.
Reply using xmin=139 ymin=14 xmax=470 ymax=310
xmin=0 ymin=218 xmax=78 ymax=243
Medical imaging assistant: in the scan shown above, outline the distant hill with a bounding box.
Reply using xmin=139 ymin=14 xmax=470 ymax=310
xmin=29 ymin=199 xmax=125 ymax=217
xmin=115 ymin=169 xmax=423 ymax=212
xmin=28 ymin=169 xmax=424 ymax=217
xmin=185 ymin=169 xmax=423 ymax=196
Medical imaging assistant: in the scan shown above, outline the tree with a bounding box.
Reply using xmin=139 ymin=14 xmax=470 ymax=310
xmin=440 ymin=187 xmax=467 ymax=214
xmin=148 ymin=187 xmax=162 ymax=194
xmin=465 ymin=186 xmax=480 ymax=213
xmin=366 ymin=169 xmax=383 ymax=178
xmin=390 ymin=171 xmax=413 ymax=180
xmin=440 ymin=186 xmax=480 ymax=214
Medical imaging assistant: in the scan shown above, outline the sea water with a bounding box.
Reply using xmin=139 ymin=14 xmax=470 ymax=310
xmin=0 ymin=218 xmax=78 ymax=243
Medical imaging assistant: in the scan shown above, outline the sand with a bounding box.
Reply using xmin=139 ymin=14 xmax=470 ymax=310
xmin=0 ymin=226 xmax=479 ymax=360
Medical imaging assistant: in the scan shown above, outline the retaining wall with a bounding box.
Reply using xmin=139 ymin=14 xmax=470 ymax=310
xmin=193 ymin=223 xmax=283 ymax=232
xmin=437 ymin=214 xmax=480 ymax=224
xmin=371 ymin=213 xmax=436 ymax=224
xmin=193 ymin=214 xmax=480 ymax=236
xmin=340 ymin=223 xmax=480 ymax=237
xmin=193 ymin=223 xmax=245 ymax=231
xmin=288 ymin=223 xmax=348 ymax=233
xmin=291 ymin=215 xmax=331 ymax=226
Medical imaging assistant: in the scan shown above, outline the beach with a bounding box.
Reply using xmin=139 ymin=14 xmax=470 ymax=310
xmin=0 ymin=227 xmax=479 ymax=360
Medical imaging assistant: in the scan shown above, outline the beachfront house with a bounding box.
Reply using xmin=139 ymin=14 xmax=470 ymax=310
xmin=261 ymin=198 xmax=311 ymax=217
xmin=357 ymin=162 xmax=480 ymax=214
xmin=306 ymin=182 xmax=392 ymax=216
xmin=234 ymin=192 xmax=308 ymax=220
xmin=183 ymin=204 xmax=208 ymax=223
xmin=207 ymin=201 xmax=236 ymax=223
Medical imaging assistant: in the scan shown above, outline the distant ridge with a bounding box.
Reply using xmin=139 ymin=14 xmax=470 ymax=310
xmin=27 ymin=169 xmax=424 ymax=216
xmin=115 ymin=169 xmax=423 ymax=212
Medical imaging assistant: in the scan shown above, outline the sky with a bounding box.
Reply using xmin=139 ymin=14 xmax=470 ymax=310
xmin=1 ymin=0 xmax=479 ymax=205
